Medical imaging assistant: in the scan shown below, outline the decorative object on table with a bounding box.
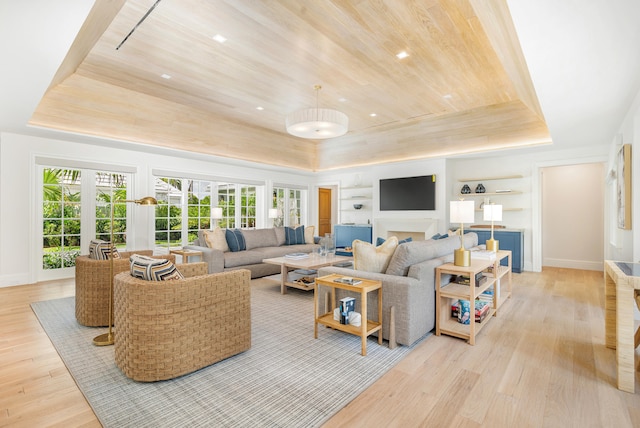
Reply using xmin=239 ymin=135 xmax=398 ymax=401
xmin=449 ymin=199 xmax=475 ymax=267
xmin=319 ymin=233 xmax=335 ymax=256
xmin=474 ymin=183 xmax=486 ymax=193
xmin=93 ymin=196 xmax=157 ymax=347
xmin=285 ymin=84 xmax=348 ymax=139
xmin=460 ymin=184 xmax=471 ymax=194
xmin=339 ymin=297 xmax=356 ymax=324
xmin=483 ymin=203 xmax=503 ymax=252
xmin=268 ymin=208 xmax=278 ymax=227
xmin=333 ymin=308 xmax=362 ymax=327
xmin=353 ymin=203 xmax=363 ymax=210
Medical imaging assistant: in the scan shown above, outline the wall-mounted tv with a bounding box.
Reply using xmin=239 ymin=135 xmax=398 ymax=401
xmin=379 ymin=175 xmax=436 ymax=211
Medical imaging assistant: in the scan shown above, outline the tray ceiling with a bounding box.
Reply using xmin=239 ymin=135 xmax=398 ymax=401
xmin=29 ymin=0 xmax=550 ymax=171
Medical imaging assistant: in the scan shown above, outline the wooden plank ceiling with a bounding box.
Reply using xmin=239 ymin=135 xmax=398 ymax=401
xmin=29 ymin=0 xmax=550 ymax=171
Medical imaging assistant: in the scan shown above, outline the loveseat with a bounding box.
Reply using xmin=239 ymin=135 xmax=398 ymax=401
xmin=318 ymin=232 xmax=481 ymax=346
xmin=185 ymin=227 xmax=319 ymax=278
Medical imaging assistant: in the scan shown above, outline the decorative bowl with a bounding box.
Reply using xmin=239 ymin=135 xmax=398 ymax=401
xmin=353 ymin=204 xmax=363 ymax=210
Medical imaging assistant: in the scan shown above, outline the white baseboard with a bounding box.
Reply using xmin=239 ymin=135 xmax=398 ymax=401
xmin=542 ymin=258 xmax=603 ymax=271
xmin=0 ymin=273 xmax=31 ymax=288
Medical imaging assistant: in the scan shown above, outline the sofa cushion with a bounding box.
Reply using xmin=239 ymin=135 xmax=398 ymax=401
xmin=243 ymin=228 xmax=279 ymax=250
xmin=224 ymin=249 xmax=266 ymax=268
xmin=353 ymin=237 xmax=398 ymax=273
xmin=304 ymin=225 xmax=315 ymax=244
xmin=376 ymin=236 xmax=413 ymax=246
xmin=129 ymin=254 xmax=184 ymax=281
xmin=386 ymin=233 xmax=478 ymax=276
xmin=88 ymin=239 xmax=120 ymax=260
xmin=226 ymin=229 xmax=246 ymax=252
xmin=203 ymin=228 xmax=229 ymax=252
xmin=274 ymin=227 xmax=286 ymax=246
xmin=285 ymin=226 xmax=305 ymax=245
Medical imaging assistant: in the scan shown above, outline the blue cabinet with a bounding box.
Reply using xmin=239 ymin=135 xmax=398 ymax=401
xmin=334 ymin=224 xmax=373 ymax=248
xmin=467 ymin=229 xmax=524 ymax=273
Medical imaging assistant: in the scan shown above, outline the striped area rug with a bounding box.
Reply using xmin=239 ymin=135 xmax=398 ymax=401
xmin=31 ymin=278 xmax=427 ymax=427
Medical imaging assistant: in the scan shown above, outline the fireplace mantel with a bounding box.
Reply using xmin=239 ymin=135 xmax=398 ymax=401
xmin=374 ymin=218 xmax=439 ymax=241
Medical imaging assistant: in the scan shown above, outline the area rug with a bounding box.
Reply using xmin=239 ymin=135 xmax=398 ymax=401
xmin=31 ymin=278 xmax=427 ymax=427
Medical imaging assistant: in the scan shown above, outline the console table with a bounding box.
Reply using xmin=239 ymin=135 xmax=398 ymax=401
xmin=604 ymin=260 xmax=640 ymax=393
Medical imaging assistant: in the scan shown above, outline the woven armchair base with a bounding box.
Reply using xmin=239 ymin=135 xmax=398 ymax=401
xmin=114 ymin=267 xmax=251 ymax=382
xmin=75 ymin=251 xmax=163 ymax=327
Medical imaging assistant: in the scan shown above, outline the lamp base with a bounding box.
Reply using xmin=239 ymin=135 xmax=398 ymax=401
xmin=93 ymin=332 xmax=114 ymax=346
xmin=454 ymin=248 xmax=471 ymax=267
xmin=486 ymin=238 xmax=499 ymax=252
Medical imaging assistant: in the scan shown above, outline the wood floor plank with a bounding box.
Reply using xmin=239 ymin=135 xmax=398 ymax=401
xmin=0 ymin=268 xmax=638 ymax=427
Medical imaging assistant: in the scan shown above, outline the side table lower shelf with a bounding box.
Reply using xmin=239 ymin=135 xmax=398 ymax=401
xmin=314 ymin=274 xmax=383 ymax=356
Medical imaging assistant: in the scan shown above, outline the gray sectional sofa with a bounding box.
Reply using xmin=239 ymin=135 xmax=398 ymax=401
xmin=318 ymin=232 xmax=481 ymax=346
xmin=185 ymin=227 xmax=319 ymax=278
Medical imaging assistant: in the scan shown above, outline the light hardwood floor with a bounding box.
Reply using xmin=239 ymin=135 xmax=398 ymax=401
xmin=1 ymin=268 xmax=638 ymax=427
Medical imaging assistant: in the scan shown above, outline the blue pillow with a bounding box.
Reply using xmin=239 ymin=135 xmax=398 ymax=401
xmin=376 ymin=236 xmax=413 ymax=246
xmin=284 ymin=226 xmax=305 ymax=245
xmin=225 ymin=229 xmax=246 ymax=252
xmin=436 ymin=233 xmax=449 ymax=240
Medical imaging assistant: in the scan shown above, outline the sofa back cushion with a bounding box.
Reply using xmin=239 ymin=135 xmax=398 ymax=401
xmin=285 ymin=226 xmax=306 ymax=245
xmin=385 ymin=232 xmax=478 ymax=276
xmin=225 ymin=229 xmax=247 ymax=252
xmin=202 ymin=228 xmax=230 ymax=252
xmin=353 ymin=237 xmax=398 ymax=273
xmin=243 ymin=228 xmax=279 ymax=250
xmin=274 ymin=227 xmax=286 ymax=246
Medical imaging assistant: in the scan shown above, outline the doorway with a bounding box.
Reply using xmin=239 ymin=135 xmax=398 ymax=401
xmin=318 ymin=188 xmax=332 ymax=236
xmin=541 ymin=163 xmax=604 ymax=270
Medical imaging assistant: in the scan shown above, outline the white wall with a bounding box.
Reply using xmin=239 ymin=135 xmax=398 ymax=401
xmin=0 ymin=132 xmax=315 ymax=287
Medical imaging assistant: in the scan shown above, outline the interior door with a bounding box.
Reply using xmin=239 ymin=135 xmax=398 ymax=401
xmin=318 ymin=188 xmax=332 ymax=236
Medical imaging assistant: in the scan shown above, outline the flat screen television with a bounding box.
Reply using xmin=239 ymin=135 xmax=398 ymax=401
xmin=379 ymin=175 xmax=436 ymax=211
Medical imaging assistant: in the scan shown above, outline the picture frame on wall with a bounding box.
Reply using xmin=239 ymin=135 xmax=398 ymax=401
xmin=617 ymin=144 xmax=632 ymax=230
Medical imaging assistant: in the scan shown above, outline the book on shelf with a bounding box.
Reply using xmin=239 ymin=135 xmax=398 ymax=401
xmin=339 ymin=297 xmax=356 ymax=324
xmin=333 ymin=276 xmax=362 ymax=285
xmin=453 ymin=272 xmax=486 ymax=287
xmin=452 ymin=300 xmax=490 ymax=323
xmin=284 ymin=252 xmax=309 ymax=259
xmin=471 ymin=250 xmax=496 ymax=260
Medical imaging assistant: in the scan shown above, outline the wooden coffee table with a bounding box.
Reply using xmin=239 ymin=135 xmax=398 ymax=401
xmin=262 ymin=254 xmax=353 ymax=294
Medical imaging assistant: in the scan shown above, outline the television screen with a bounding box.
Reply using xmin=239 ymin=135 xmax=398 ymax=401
xmin=379 ymin=175 xmax=436 ymax=211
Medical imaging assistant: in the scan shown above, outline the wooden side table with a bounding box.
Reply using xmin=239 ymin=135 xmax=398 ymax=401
xmin=314 ymin=273 xmax=382 ymax=356
xmin=170 ymin=249 xmax=203 ymax=263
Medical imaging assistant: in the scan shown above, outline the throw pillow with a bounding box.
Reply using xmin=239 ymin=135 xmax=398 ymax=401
xmin=129 ymin=254 xmax=184 ymax=281
xmin=352 ymin=237 xmax=399 ymax=273
xmin=376 ymin=236 xmax=413 ymax=246
xmin=203 ymin=227 xmax=229 ymax=252
xmin=88 ymin=239 xmax=120 ymax=260
xmin=284 ymin=226 xmax=305 ymax=245
xmin=225 ymin=229 xmax=246 ymax=252
xmin=304 ymin=225 xmax=315 ymax=244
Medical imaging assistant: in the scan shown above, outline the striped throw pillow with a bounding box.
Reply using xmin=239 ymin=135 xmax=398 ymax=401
xmin=88 ymin=239 xmax=121 ymax=260
xmin=129 ymin=254 xmax=184 ymax=281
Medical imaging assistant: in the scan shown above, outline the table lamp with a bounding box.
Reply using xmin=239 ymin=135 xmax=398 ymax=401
xmin=483 ymin=203 xmax=502 ymax=252
xmin=212 ymin=207 xmax=223 ymax=227
xmin=450 ymin=200 xmax=475 ymax=267
xmin=268 ymin=208 xmax=279 ymax=226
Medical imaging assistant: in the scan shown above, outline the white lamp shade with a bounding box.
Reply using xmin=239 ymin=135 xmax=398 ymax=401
xmin=450 ymin=200 xmax=475 ymax=223
xmin=268 ymin=208 xmax=279 ymax=219
xmin=212 ymin=207 xmax=223 ymax=219
xmin=286 ymin=108 xmax=348 ymax=139
xmin=483 ymin=204 xmax=503 ymax=221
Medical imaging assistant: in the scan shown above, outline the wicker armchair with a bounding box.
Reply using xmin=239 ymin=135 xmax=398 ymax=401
xmin=74 ymin=251 xmax=176 ymax=327
xmin=113 ymin=263 xmax=251 ymax=382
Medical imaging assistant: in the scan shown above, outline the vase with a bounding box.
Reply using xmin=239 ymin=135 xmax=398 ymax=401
xmin=461 ymin=184 xmax=471 ymax=194
xmin=475 ymin=183 xmax=485 ymax=193
xmin=319 ymin=233 xmax=335 ymax=256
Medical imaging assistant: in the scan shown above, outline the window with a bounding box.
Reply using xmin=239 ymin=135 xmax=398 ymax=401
xmin=272 ymin=186 xmax=304 ymax=226
xmin=240 ymin=185 xmax=256 ymax=228
xmin=187 ymin=180 xmax=212 ymax=242
xmin=95 ymin=172 xmax=128 ymax=249
xmin=155 ymin=178 xmax=183 ymax=250
xmin=42 ymin=168 xmax=81 ymax=270
xmin=217 ymin=184 xmax=236 ymax=228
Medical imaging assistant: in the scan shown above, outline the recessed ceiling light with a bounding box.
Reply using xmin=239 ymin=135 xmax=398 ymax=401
xmin=212 ymin=34 xmax=227 ymax=43
xmin=256 ymin=106 xmax=264 ymax=110
xmin=338 ymin=97 xmax=347 ymax=102
xmin=396 ymin=51 xmax=409 ymax=59
xmin=370 ymin=113 xmax=377 ymax=117
xmin=161 ymin=73 xmax=171 ymax=79
xmin=443 ymin=94 xmax=453 ymax=99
